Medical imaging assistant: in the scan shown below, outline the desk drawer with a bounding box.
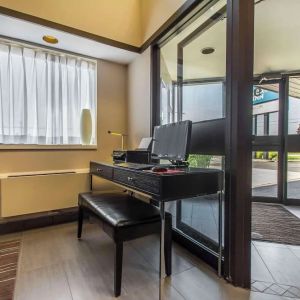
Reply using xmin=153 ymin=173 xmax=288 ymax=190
xmin=114 ymin=168 xmax=160 ymax=195
xmin=90 ymin=162 xmax=113 ymax=180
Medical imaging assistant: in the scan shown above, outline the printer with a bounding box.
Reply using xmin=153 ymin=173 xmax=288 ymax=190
xmin=112 ymin=137 xmax=152 ymax=164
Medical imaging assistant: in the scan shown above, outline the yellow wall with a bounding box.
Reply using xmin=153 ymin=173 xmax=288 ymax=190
xmin=0 ymin=0 xmax=186 ymax=47
xmin=0 ymin=0 xmax=142 ymax=47
xmin=0 ymin=60 xmax=127 ymax=174
xmin=140 ymin=0 xmax=185 ymax=42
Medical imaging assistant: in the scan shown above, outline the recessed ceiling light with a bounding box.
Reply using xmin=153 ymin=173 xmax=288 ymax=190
xmin=201 ymin=47 xmax=215 ymax=55
xmin=42 ymin=35 xmax=58 ymax=44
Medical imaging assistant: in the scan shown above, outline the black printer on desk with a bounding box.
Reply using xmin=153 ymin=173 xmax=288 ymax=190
xmin=112 ymin=137 xmax=152 ymax=164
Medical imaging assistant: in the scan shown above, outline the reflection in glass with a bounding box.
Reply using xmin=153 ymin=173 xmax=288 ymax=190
xmin=182 ymin=83 xmax=224 ymax=122
xmin=160 ymin=0 xmax=226 ymax=253
xmin=256 ymin=114 xmax=264 ymax=136
xmin=252 ymin=151 xmax=278 ymax=198
xmin=252 ymin=84 xmax=279 ymax=137
xmin=288 ymin=77 xmax=300 ymax=134
xmin=287 ymin=152 xmax=300 ymax=200
xmin=269 ymin=112 xmax=278 ymax=135
xmin=166 ymin=155 xmax=224 ymax=249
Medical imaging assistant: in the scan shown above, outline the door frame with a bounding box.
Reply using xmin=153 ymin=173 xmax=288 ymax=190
xmin=252 ymin=79 xmax=283 ymax=203
xmin=252 ymin=74 xmax=300 ymax=206
xmin=150 ymin=0 xmax=254 ymax=288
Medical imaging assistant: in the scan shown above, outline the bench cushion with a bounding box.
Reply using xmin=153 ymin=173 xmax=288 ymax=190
xmin=79 ymin=192 xmax=162 ymax=228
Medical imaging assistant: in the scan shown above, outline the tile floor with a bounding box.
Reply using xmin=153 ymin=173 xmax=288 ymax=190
xmin=1 ymin=221 xmax=299 ymax=300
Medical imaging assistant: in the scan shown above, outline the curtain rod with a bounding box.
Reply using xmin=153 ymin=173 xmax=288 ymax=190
xmin=0 ymin=36 xmax=97 ymax=64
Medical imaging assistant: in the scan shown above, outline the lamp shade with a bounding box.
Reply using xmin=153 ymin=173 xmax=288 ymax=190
xmin=80 ymin=108 xmax=92 ymax=145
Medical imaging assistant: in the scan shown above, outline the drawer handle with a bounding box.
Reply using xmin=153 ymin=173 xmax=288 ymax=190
xmin=96 ymin=168 xmax=103 ymax=172
xmin=127 ymin=176 xmax=135 ymax=182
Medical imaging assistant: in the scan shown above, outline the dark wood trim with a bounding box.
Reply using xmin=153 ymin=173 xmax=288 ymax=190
xmin=0 ymin=6 xmax=140 ymax=53
xmin=281 ymin=76 xmax=289 ymax=205
xmin=224 ymin=0 xmax=254 ymax=288
xmin=252 ymin=136 xmax=281 ymax=148
xmin=287 ymin=135 xmax=300 ymax=151
xmin=150 ymin=45 xmax=161 ymax=133
xmin=0 ymin=1 xmax=214 ymax=55
xmin=141 ymin=0 xmax=207 ymax=52
xmin=252 ymin=197 xmax=280 ymax=204
xmin=0 ymin=207 xmax=78 ymax=234
xmin=177 ymin=44 xmax=183 ymax=122
xmin=182 ymin=77 xmax=225 ymax=85
xmin=284 ymin=198 xmax=300 ymax=206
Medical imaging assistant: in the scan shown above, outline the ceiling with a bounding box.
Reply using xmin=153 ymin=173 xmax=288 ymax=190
xmin=161 ymin=0 xmax=300 ymax=80
xmin=0 ymin=14 xmax=139 ymax=64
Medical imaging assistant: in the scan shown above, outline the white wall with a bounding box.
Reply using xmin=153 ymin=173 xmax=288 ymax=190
xmin=127 ymin=48 xmax=151 ymax=148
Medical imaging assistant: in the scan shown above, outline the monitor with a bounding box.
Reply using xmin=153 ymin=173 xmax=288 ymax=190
xmin=151 ymin=120 xmax=192 ymax=162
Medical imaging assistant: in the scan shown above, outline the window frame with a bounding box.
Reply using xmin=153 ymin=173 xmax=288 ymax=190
xmin=0 ymin=37 xmax=98 ymax=150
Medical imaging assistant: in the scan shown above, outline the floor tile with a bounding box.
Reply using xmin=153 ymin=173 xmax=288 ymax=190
xmin=264 ymin=283 xmax=288 ymax=296
xmin=287 ymin=286 xmax=300 ymax=298
xmin=255 ymin=245 xmax=300 ymax=288
xmin=252 ymin=245 xmax=274 ymax=282
xmin=288 ymin=246 xmax=300 ymax=260
xmin=252 ymin=281 xmax=273 ymax=293
xmin=253 ymin=241 xmax=288 ymax=249
xmin=129 ymin=234 xmax=196 ymax=276
xmin=14 ymin=263 xmax=72 ymax=300
xmin=13 ymin=222 xmax=300 ymax=300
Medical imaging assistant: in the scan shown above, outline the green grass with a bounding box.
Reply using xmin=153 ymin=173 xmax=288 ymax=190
xmin=188 ymin=154 xmax=213 ymax=168
xmin=254 ymin=152 xmax=300 ymax=161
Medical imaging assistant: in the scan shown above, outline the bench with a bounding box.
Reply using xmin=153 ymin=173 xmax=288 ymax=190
xmin=77 ymin=191 xmax=172 ymax=297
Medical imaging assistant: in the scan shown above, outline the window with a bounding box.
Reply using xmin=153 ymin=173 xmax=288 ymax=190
xmin=0 ymin=40 xmax=97 ymax=146
xmin=182 ymin=82 xmax=224 ymax=122
xmin=252 ymin=85 xmax=279 ymax=137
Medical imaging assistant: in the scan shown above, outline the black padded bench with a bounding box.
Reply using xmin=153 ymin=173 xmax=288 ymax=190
xmin=77 ymin=192 xmax=172 ymax=297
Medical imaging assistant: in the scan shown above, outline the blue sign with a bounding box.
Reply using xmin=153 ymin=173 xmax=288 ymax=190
xmin=253 ymin=87 xmax=278 ymax=105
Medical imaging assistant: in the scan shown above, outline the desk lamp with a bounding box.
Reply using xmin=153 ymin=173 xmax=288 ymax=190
xmin=108 ymin=131 xmax=127 ymax=150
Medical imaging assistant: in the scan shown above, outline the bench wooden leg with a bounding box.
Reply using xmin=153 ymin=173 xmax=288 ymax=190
xmin=114 ymin=242 xmax=123 ymax=297
xmin=77 ymin=207 xmax=84 ymax=239
xmin=164 ymin=216 xmax=172 ymax=276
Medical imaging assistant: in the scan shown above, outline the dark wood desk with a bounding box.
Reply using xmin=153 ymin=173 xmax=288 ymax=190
xmin=90 ymin=161 xmax=223 ymax=299
xmin=90 ymin=161 xmax=222 ymax=200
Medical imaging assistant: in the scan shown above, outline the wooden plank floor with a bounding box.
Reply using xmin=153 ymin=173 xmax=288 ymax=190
xmin=0 ymin=222 xmax=298 ymax=300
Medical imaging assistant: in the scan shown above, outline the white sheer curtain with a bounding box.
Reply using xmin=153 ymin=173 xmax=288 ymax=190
xmin=0 ymin=43 xmax=96 ymax=145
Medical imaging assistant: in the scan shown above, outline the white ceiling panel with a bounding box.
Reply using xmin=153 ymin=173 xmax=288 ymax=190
xmin=0 ymin=14 xmax=139 ymax=64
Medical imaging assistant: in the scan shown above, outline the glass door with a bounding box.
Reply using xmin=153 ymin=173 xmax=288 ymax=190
xmin=286 ymin=75 xmax=300 ymax=205
xmin=252 ymin=82 xmax=282 ymax=202
xmin=252 ymin=76 xmax=300 ymax=206
xmin=159 ymin=0 xmax=227 ymax=269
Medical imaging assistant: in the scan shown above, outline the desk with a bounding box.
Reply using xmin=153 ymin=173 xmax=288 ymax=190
xmin=90 ymin=161 xmax=223 ymax=298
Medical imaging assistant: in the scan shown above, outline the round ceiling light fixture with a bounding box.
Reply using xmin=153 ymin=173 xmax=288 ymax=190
xmin=201 ymin=47 xmax=215 ymax=55
xmin=42 ymin=35 xmax=58 ymax=44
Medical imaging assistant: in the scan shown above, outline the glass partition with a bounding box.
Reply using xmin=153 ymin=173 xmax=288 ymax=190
xmin=252 ymin=151 xmax=278 ymax=198
xmin=287 ymin=76 xmax=300 ymax=204
xmin=160 ymin=0 xmax=226 ymax=263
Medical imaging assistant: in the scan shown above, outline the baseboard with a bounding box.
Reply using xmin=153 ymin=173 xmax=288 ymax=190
xmin=0 ymin=207 xmax=78 ymax=235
